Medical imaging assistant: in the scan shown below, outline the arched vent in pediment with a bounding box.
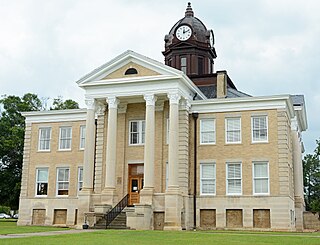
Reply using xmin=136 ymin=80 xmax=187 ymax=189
xmin=125 ymin=68 xmax=138 ymax=75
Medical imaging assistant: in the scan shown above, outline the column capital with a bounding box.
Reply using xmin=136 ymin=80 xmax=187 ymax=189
xmin=96 ymin=102 xmax=106 ymax=116
xmin=144 ymin=93 xmax=157 ymax=106
xmin=106 ymin=96 xmax=119 ymax=109
xmin=180 ymin=99 xmax=191 ymax=111
xmin=168 ymin=92 xmax=181 ymax=105
xmin=85 ymin=98 xmax=95 ymax=110
xmin=118 ymin=103 xmax=128 ymax=114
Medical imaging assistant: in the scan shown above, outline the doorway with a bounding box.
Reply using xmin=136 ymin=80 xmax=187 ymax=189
xmin=128 ymin=164 xmax=144 ymax=206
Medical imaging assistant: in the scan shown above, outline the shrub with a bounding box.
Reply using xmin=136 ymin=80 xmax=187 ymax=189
xmin=0 ymin=205 xmax=10 ymax=214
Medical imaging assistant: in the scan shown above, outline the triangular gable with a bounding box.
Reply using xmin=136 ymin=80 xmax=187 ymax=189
xmin=76 ymin=50 xmax=184 ymax=86
xmin=101 ymin=61 xmax=160 ymax=80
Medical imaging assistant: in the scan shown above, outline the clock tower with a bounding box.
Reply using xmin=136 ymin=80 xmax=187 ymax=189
xmin=163 ymin=2 xmax=217 ymax=77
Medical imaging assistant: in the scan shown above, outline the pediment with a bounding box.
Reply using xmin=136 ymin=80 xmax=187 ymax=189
xmin=77 ymin=50 xmax=183 ymax=86
xmin=101 ymin=61 xmax=160 ymax=80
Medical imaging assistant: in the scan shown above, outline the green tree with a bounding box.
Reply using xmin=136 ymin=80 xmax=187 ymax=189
xmin=303 ymin=139 xmax=320 ymax=212
xmin=51 ymin=96 xmax=79 ymax=110
xmin=0 ymin=93 xmax=79 ymax=210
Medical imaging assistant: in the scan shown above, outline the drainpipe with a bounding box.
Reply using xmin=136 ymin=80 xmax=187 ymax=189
xmin=192 ymin=112 xmax=199 ymax=230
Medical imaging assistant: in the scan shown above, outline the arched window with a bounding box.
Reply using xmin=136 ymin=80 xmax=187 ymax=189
xmin=125 ymin=68 xmax=138 ymax=75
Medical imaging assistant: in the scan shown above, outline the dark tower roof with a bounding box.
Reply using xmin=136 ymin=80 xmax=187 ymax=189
xmin=168 ymin=2 xmax=209 ymax=43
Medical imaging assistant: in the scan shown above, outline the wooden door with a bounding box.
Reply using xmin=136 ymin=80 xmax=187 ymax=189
xmin=128 ymin=164 xmax=144 ymax=206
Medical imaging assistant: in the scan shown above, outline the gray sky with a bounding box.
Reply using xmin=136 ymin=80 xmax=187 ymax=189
xmin=0 ymin=0 xmax=319 ymax=154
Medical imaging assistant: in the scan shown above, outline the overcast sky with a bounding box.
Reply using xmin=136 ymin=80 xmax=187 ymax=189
xmin=0 ymin=0 xmax=319 ymax=154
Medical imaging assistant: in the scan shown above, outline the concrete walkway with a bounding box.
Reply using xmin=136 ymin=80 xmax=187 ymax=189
xmin=0 ymin=229 xmax=99 ymax=239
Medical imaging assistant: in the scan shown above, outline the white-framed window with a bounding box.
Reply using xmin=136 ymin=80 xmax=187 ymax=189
xmin=226 ymin=117 xmax=241 ymax=144
xmin=200 ymin=163 xmax=216 ymax=195
xmin=129 ymin=120 xmax=145 ymax=145
xmin=180 ymin=57 xmax=187 ymax=73
xmin=200 ymin=119 xmax=216 ymax=144
xmin=38 ymin=127 xmax=51 ymax=151
xmin=226 ymin=162 xmax=242 ymax=195
xmin=79 ymin=125 xmax=86 ymax=149
xmin=252 ymin=116 xmax=268 ymax=142
xmin=253 ymin=162 xmax=269 ymax=195
xmin=59 ymin=126 xmax=72 ymax=150
xmin=78 ymin=167 xmax=83 ymax=192
xmin=36 ymin=168 xmax=48 ymax=196
xmin=56 ymin=168 xmax=69 ymax=196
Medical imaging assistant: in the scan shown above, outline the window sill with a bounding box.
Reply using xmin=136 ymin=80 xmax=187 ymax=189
xmin=35 ymin=195 xmax=48 ymax=198
xmin=57 ymin=149 xmax=72 ymax=152
xmin=37 ymin=150 xmax=51 ymax=153
xmin=225 ymin=142 xmax=242 ymax=145
xmin=128 ymin=144 xmax=144 ymax=147
xmin=199 ymin=143 xmax=216 ymax=146
xmin=251 ymin=141 xmax=269 ymax=144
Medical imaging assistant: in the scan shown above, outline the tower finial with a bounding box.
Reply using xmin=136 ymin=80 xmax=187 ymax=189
xmin=185 ymin=2 xmax=194 ymax=17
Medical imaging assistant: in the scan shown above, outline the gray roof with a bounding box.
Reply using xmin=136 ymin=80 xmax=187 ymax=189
xmin=291 ymin=95 xmax=305 ymax=106
xmin=197 ymin=85 xmax=251 ymax=99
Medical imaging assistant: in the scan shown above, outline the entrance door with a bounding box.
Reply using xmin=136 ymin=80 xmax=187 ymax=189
xmin=128 ymin=164 xmax=144 ymax=206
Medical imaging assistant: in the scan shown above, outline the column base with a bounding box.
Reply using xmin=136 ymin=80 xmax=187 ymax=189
xmin=295 ymin=196 xmax=305 ymax=231
xmin=101 ymin=187 xmax=117 ymax=206
xmin=127 ymin=204 xmax=153 ymax=230
xmin=164 ymin=186 xmax=182 ymax=230
xmin=78 ymin=188 xmax=93 ymax=226
xmin=140 ymin=187 xmax=154 ymax=205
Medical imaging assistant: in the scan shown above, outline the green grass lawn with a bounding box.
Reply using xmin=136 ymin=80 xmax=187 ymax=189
xmin=0 ymin=229 xmax=319 ymax=245
xmin=0 ymin=219 xmax=70 ymax=235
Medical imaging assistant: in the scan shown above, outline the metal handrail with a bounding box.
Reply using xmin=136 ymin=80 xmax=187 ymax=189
xmin=105 ymin=194 xmax=129 ymax=229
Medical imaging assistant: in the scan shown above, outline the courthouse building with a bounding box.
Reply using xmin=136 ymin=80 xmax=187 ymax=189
xmin=18 ymin=3 xmax=307 ymax=231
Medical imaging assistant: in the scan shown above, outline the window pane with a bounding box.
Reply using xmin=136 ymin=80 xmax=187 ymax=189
xmin=227 ymin=118 xmax=240 ymax=131
xmin=228 ymin=179 xmax=241 ymax=193
xmin=202 ymin=180 xmax=215 ymax=194
xmin=37 ymin=183 xmax=48 ymax=195
xmin=254 ymin=179 xmax=268 ymax=193
xmin=37 ymin=169 xmax=48 ymax=182
xmin=228 ymin=164 xmax=241 ymax=178
xmin=254 ymin=163 xmax=268 ymax=178
xmin=202 ymin=164 xmax=215 ymax=179
xmin=131 ymin=122 xmax=138 ymax=132
xmin=181 ymin=57 xmax=186 ymax=66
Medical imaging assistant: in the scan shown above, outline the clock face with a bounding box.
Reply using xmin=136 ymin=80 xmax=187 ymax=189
xmin=176 ymin=25 xmax=192 ymax=41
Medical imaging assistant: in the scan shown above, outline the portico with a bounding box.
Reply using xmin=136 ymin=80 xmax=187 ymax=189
xmin=77 ymin=50 xmax=205 ymax=229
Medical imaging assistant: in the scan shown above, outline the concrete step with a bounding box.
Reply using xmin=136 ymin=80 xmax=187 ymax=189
xmin=94 ymin=211 xmax=129 ymax=230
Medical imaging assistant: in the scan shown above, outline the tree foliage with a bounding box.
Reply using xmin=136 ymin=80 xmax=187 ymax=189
xmin=0 ymin=93 xmax=79 ymax=210
xmin=51 ymin=96 xmax=79 ymax=110
xmin=303 ymin=139 xmax=320 ymax=212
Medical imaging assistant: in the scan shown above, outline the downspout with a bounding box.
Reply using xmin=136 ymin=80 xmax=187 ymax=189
xmin=192 ymin=112 xmax=199 ymax=230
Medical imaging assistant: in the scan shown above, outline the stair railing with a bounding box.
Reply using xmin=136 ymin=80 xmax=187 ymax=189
xmin=105 ymin=194 xmax=129 ymax=229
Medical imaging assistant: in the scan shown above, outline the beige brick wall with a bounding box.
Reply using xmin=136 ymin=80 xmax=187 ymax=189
xmin=27 ymin=121 xmax=85 ymax=198
xmin=190 ymin=109 xmax=281 ymax=196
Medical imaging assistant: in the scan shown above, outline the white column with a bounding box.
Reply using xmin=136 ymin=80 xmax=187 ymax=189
xmin=143 ymin=94 xmax=157 ymax=189
xmin=167 ymin=92 xmax=181 ymax=188
xmin=105 ymin=96 xmax=119 ymax=189
xmin=82 ymin=98 xmax=96 ymax=191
